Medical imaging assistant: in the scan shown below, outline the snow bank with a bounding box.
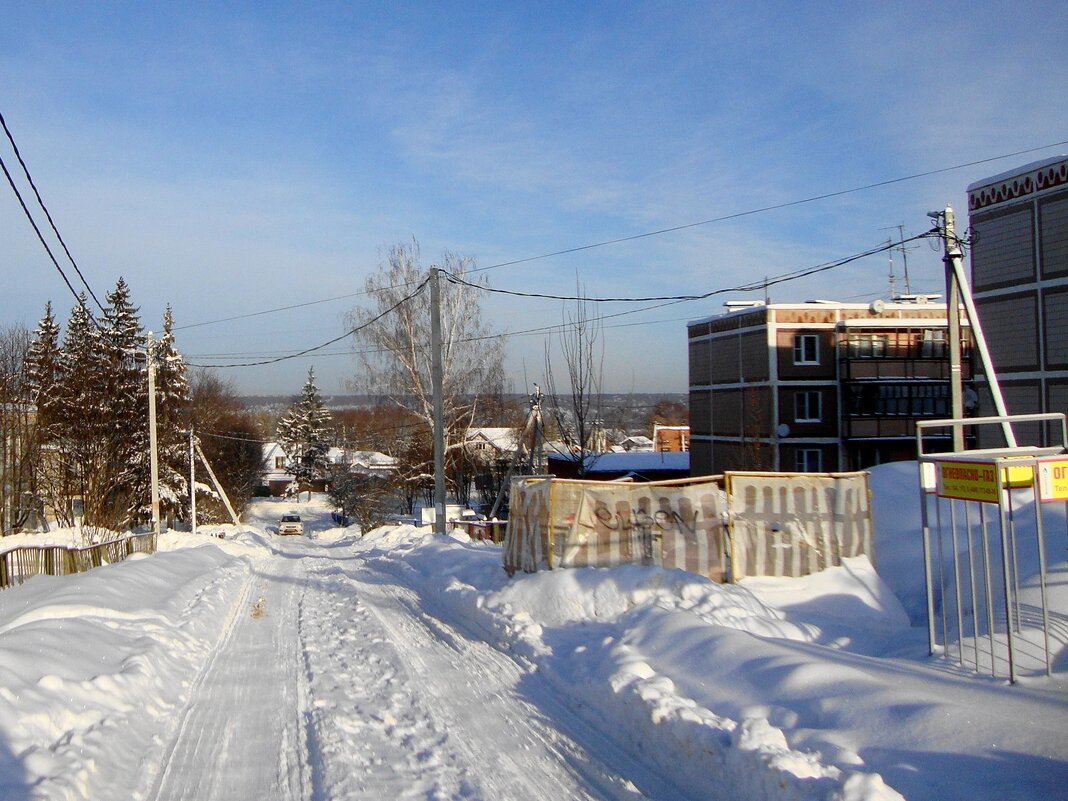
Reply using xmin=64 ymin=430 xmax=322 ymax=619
xmin=356 ymin=514 xmax=1068 ymax=801
xmin=359 ymin=526 xmax=906 ymax=800
xmin=0 ymin=532 xmax=270 ymax=800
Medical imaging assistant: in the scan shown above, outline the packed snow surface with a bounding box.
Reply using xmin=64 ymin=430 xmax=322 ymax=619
xmin=0 ymin=462 xmax=1065 ymax=800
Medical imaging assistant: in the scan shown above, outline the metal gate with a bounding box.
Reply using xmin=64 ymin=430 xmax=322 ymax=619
xmin=917 ymin=413 xmax=1067 ymax=682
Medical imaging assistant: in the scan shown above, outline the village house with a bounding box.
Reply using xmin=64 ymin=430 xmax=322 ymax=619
xmin=260 ymin=442 xmax=397 ymax=497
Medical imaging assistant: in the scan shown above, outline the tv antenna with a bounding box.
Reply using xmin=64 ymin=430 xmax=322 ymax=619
xmin=879 ymin=223 xmax=915 ymax=298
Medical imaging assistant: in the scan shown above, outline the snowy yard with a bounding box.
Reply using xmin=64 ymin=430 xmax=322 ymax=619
xmin=0 ymin=464 xmax=1066 ymax=801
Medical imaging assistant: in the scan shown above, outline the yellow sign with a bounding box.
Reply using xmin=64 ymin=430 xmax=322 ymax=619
xmin=1002 ymin=464 xmax=1034 ymax=489
xmin=1038 ymin=459 xmax=1068 ymax=502
xmin=937 ymin=460 xmax=999 ymax=503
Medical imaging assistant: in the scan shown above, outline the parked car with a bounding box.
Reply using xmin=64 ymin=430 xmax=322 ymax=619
xmin=278 ymin=514 xmax=303 ymax=535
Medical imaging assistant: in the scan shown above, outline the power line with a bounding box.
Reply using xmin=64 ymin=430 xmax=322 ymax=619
xmin=0 ymin=149 xmax=90 ymax=313
xmin=187 ymin=233 xmax=932 ymax=367
xmin=168 ymin=142 xmax=1067 ymax=334
xmin=173 ymin=280 xmax=420 ymax=332
xmin=186 ymin=276 xmax=429 ymax=368
xmin=465 ymin=140 xmax=1068 ymax=275
xmin=0 ymin=110 xmax=105 ymax=312
xmin=445 ymin=232 xmax=936 ymax=304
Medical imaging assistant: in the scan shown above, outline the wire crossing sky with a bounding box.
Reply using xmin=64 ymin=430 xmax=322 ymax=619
xmin=2 ymin=3 xmax=1066 ymax=395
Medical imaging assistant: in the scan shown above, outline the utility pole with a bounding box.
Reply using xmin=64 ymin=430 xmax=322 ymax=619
xmin=188 ymin=428 xmax=197 ymax=536
xmin=430 ymin=267 xmax=447 ymax=535
xmin=146 ymin=333 xmax=161 ymax=536
xmin=930 ymin=206 xmax=1017 ymax=449
xmin=940 ymin=207 xmax=966 ymax=452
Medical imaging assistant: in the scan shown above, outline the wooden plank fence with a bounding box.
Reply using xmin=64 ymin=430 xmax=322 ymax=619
xmin=0 ymin=533 xmax=158 ymax=590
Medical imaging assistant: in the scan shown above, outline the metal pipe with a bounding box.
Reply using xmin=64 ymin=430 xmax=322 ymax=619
xmin=1032 ymin=466 xmax=1053 ymax=676
xmin=979 ymin=503 xmax=997 ymax=676
xmin=996 ymin=467 xmax=1017 ymax=683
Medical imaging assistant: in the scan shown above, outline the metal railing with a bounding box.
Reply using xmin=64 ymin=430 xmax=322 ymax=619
xmin=917 ymin=413 xmax=1067 ymax=682
xmin=0 ymin=532 xmax=158 ymax=590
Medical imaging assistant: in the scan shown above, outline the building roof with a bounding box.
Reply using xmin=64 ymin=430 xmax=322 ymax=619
xmin=687 ymin=298 xmax=951 ymax=329
xmin=465 ymin=427 xmax=520 ymax=451
xmin=967 ymin=154 xmax=1068 ymax=192
xmin=548 ymin=450 xmax=690 ymax=474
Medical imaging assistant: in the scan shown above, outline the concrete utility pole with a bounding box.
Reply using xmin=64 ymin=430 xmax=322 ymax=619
xmin=146 ymin=333 xmax=161 ymax=536
xmin=188 ymin=428 xmax=197 ymax=536
xmin=430 ymin=268 xmax=447 ymax=535
xmin=940 ymin=207 xmax=966 ymax=452
xmin=931 ymin=206 xmax=1017 ymax=449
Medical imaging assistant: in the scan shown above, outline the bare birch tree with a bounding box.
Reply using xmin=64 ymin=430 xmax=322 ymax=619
xmin=346 ymin=240 xmax=505 ymax=491
xmin=544 ymin=293 xmax=604 ymax=476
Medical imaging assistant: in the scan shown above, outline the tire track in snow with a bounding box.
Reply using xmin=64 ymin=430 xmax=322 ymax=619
xmin=299 ymin=559 xmax=650 ymax=801
xmin=298 ymin=563 xmax=475 ymax=800
xmin=146 ymin=555 xmax=311 ymax=801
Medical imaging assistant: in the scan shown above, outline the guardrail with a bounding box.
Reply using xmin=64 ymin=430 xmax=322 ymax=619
xmin=0 ymin=533 xmax=158 ymax=591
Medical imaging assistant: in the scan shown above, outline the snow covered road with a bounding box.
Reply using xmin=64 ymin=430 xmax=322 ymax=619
xmin=2 ymin=481 xmax=1067 ymax=801
xmin=138 ymin=529 xmax=664 ymax=801
xmin=146 ymin=551 xmax=309 ymax=801
xmin=297 ymin=546 xmax=653 ymax=801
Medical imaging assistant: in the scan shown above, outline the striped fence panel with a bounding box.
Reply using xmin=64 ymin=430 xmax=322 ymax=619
xmin=727 ymin=472 xmax=872 ymax=580
xmin=503 ymin=471 xmax=872 ymax=583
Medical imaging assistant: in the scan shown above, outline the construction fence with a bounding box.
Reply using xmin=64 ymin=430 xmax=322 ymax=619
xmin=0 ymin=533 xmax=158 ymax=590
xmin=503 ymin=471 xmax=873 ymax=582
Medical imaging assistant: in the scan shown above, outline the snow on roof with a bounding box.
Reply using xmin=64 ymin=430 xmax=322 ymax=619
xmin=465 ymin=427 xmax=519 ymax=450
xmin=967 ymin=153 xmax=1068 ymax=192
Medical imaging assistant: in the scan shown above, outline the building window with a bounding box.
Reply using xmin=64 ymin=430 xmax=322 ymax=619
xmin=846 ymin=383 xmax=950 ymax=417
xmin=795 ymin=390 xmax=822 ymax=422
xmin=795 ymin=448 xmax=822 ymax=472
xmin=847 ymin=334 xmax=888 ymax=358
xmin=275 ymin=456 xmax=284 ymax=469
xmin=793 ymin=334 xmax=819 ymax=365
xmin=921 ymin=329 xmax=947 ymax=358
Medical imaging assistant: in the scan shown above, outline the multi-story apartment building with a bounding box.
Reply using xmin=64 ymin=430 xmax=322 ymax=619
xmin=688 ymin=298 xmax=971 ymax=476
xmin=967 ymin=156 xmax=1068 ymax=447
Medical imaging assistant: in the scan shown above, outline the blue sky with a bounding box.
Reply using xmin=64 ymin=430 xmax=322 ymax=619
xmin=2 ymin=2 xmax=1066 ymax=396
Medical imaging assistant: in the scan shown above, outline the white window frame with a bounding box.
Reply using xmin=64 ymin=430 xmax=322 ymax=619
xmin=793 ymin=334 xmax=819 ymax=365
xmin=847 ymin=333 xmax=888 ymax=358
xmin=794 ymin=390 xmax=822 ymax=423
xmin=921 ymin=328 xmax=947 ymax=358
xmin=795 ymin=448 xmax=823 ymax=472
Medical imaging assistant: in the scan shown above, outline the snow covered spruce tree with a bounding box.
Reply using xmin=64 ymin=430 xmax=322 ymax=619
xmin=54 ymin=293 xmax=116 ymax=527
xmin=149 ymin=305 xmax=190 ymax=525
xmin=24 ymin=302 xmax=63 ymax=433
xmin=100 ymin=278 xmax=152 ymax=526
xmin=345 ymin=240 xmax=505 ymax=499
xmin=22 ymin=303 xmax=66 ymax=524
xmin=276 ymin=367 xmax=332 ymax=500
xmin=26 ymin=283 xmax=191 ymax=530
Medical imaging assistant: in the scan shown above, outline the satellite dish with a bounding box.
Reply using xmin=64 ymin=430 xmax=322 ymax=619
xmin=869 ymin=299 xmax=886 ymax=314
xmin=776 ymin=423 xmax=790 ymax=437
